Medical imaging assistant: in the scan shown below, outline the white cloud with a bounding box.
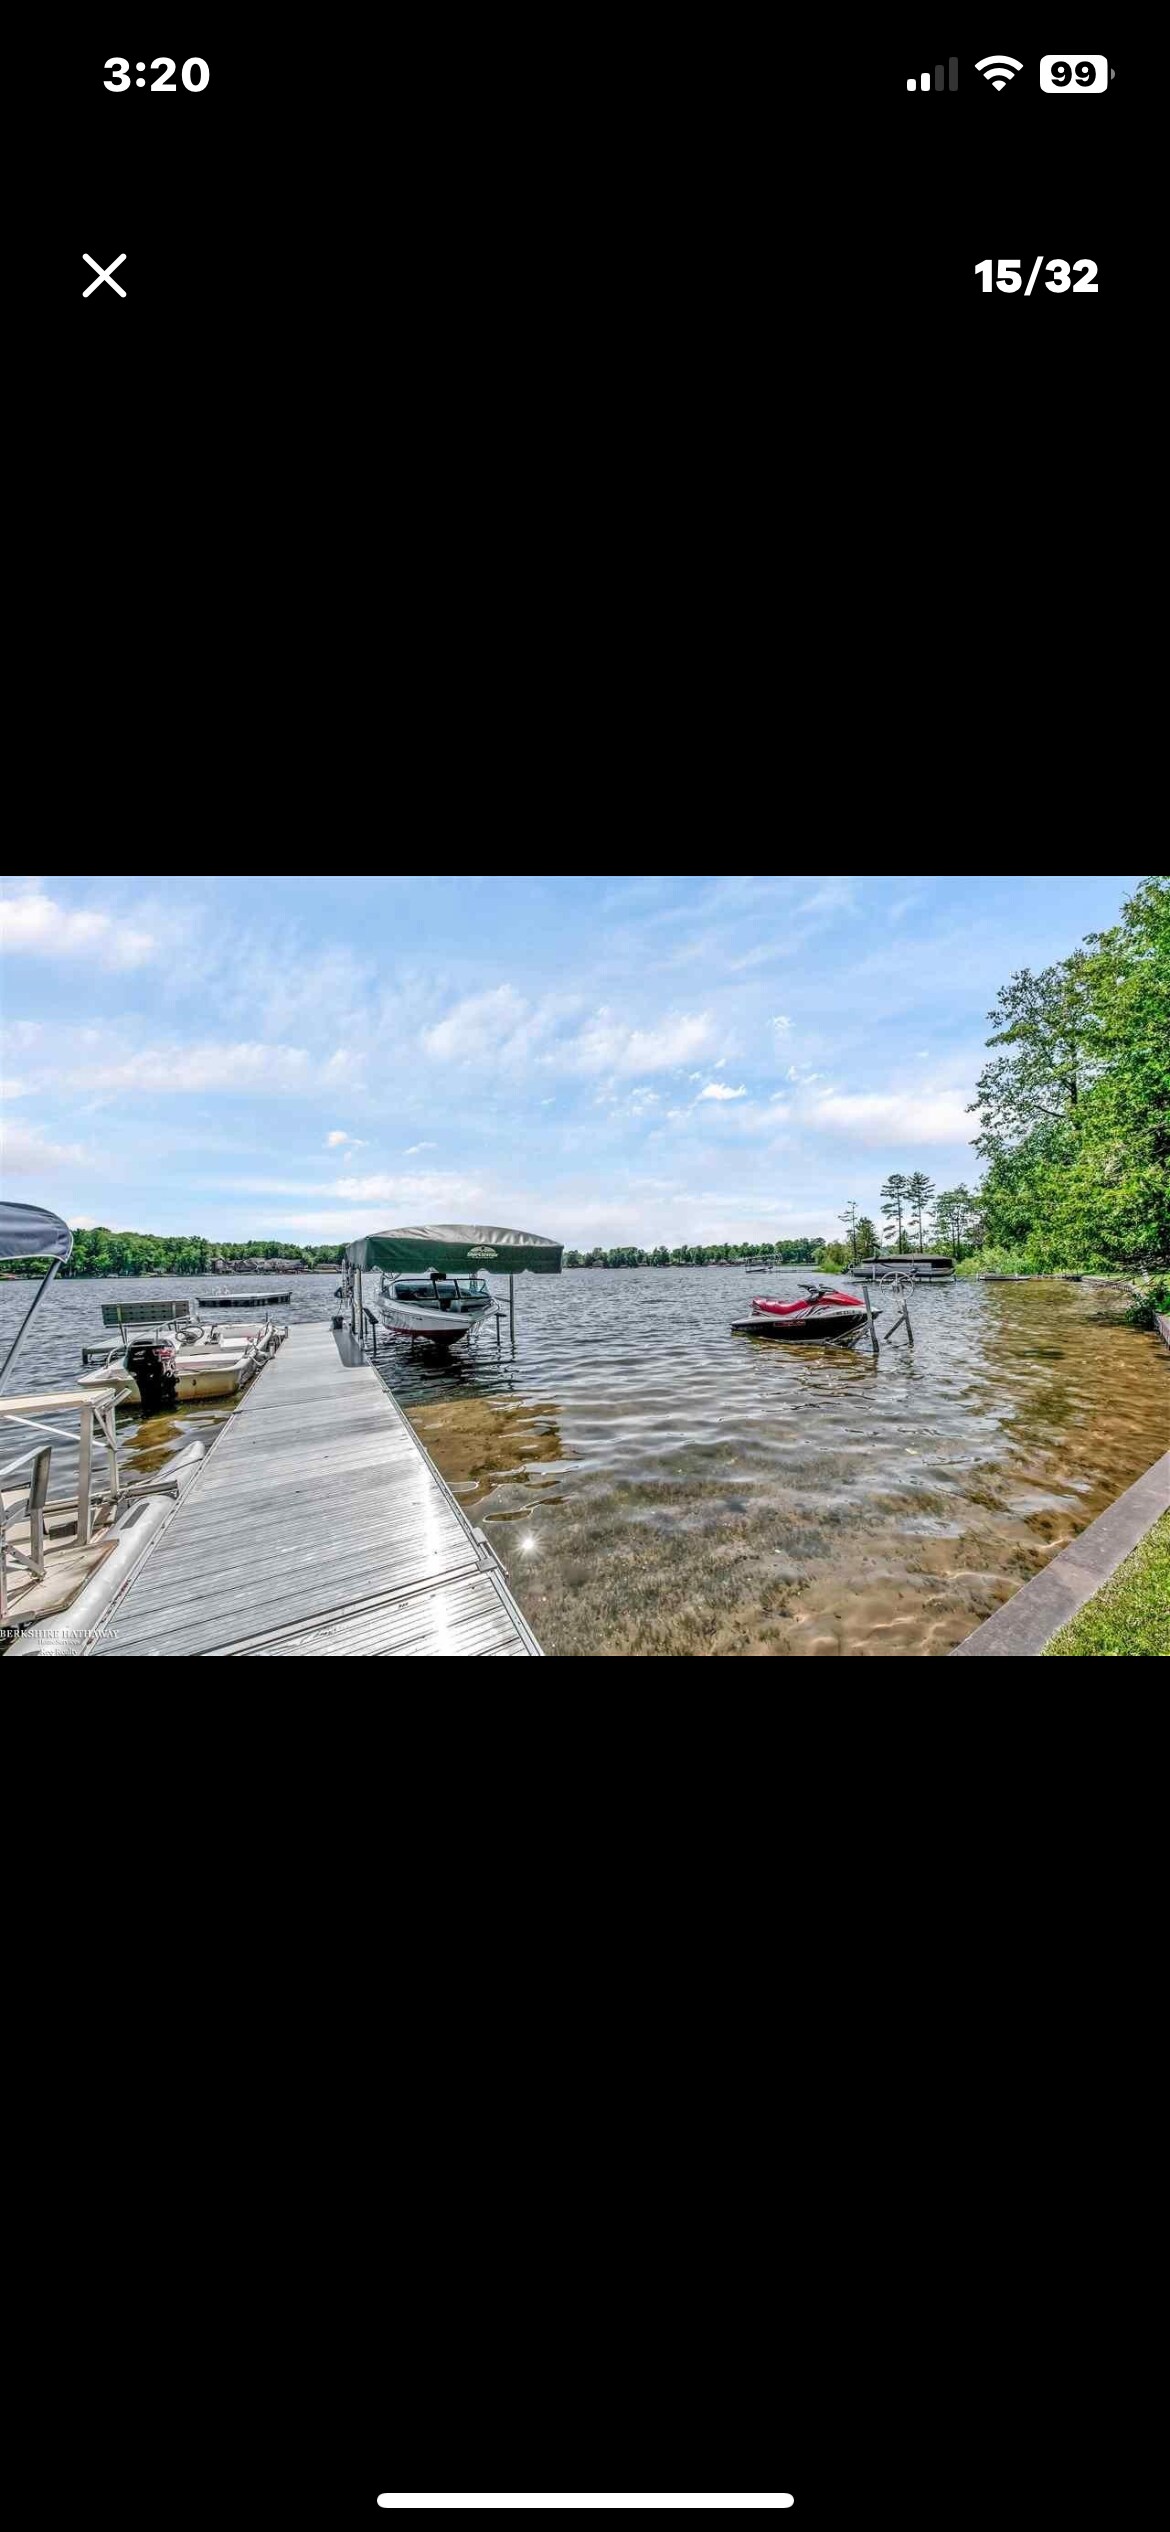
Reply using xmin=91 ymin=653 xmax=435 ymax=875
xmin=796 ymin=881 xmax=857 ymax=918
xmin=697 ymin=1081 xmax=747 ymax=1102
xmin=771 ymin=1014 xmax=793 ymax=1034
xmin=540 ymin=1097 xmax=556 ymax=1106
xmin=567 ymin=1008 xmax=717 ymax=1076
xmin=0 ymin=1119 xmax=94 ymax=1174
xmin=664 ymin=1096 xmax=790 ymax=1140
xmin=421 ymin=984 xmax=544 ymax=1069
xmin=403 ymin=1142 xmax=437 ymax=1155
xmin=220 ymin=940 xmax=374 ymax=1042
xmin=802 ymin=1089 xmax=973 ymax=1145
xmin=325 ymin=1130 xmax=352 ymax=1147
xmin=274 ymin=1191 xmax=480 ymax=1238
xmin=332 ymin=1171 xmax=483 ymax=1206
xmin=263 ymin=1212 xmax=396 ymax=1239
xmin=57 ymin=1040 xmax=364 ymax=1097
xmin=727 ymin=942 xmax=797 ymax=971
xmin=1 ymin=891 xmax=157 ymax=969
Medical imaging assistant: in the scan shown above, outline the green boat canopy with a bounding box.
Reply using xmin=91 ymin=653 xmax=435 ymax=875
xmin=342 ymin=1222 xmax=563 ymax=1276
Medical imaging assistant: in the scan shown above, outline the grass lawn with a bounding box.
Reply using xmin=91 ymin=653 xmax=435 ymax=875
xmin=1045 ymin=1512 xmax=1170 ymax=1657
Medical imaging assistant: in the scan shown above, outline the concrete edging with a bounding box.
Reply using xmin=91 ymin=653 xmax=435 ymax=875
xmin=951 ymin=1451 xmax=1170 ymax=1658
xmin=1156 ymin=1314 xmax=1170 ymax=1353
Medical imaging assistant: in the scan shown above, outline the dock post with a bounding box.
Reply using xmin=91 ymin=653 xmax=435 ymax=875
xmin=76 ymin=1402 xmax=93 ymax=1544
xmin=509 ymin=1273 xmax=515 ymax=1347
xmin=865 ymin=1283 xmax=879 ymax=1354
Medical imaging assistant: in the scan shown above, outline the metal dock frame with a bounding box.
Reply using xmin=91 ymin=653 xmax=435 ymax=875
xmin=88 ymin=1324 xmax=541 ymax=1656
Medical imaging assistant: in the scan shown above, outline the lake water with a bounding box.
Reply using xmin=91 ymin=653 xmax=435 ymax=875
xmin=2 ymin=1269 xmax=1166 ymax=1655
xmin=0 ymin=1274 xmax=344 ymax=1495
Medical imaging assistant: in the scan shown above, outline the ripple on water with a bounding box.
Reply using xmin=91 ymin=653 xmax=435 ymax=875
xmin=3 ymin=1271 xmax=1164 ymax=1656
xmin=398 ymin=1274 xmax=1169 ymax=1656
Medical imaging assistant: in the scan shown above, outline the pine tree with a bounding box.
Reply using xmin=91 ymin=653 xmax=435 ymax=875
xmin=905 ymin=1172 xmax=936 ymax=1253
xmin=880 ymin=1173 xmax=910 ymax=1254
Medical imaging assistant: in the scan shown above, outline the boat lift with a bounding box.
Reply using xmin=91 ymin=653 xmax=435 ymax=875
xmin=339 ymin=1222 xmax=564 ymax=1357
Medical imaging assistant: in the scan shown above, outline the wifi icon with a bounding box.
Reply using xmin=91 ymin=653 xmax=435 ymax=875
xmin=975 ymin=55 xmax=1023 ymax=88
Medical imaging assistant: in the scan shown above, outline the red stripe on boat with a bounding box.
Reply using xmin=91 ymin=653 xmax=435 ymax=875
xmin=752 ymin=1291 xmax=862 ymax=1315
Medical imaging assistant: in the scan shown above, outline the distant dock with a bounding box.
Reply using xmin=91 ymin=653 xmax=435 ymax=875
xmin=90 ymin=1323 xmax=540 ymax=1656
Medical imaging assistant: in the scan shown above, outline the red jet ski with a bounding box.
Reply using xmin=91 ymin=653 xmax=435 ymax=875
xmin=732 ymin=1283 xmax=871 ymax=1342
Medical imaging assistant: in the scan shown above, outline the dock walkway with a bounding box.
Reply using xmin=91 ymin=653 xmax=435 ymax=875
xmin=92 ymin=1323 xmax=539 ymax=1656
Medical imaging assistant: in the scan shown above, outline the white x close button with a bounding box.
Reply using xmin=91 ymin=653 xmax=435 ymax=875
xmin=83 ymin=254 xmax=127 ymax=297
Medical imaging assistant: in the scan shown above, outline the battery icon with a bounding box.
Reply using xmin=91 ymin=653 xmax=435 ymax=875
xmin=1039 ymin=56 xmax=1111 ymax=92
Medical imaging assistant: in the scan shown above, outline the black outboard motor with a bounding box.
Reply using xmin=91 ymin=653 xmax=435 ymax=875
xmin=126 ymin=1337 xmax=178 ymax=1411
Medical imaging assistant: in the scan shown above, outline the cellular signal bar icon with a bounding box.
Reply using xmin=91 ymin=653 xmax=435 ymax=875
xmin=907 ymin=60 xmax=958 ymax=90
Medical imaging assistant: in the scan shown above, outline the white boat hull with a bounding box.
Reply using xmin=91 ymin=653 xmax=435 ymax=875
xmin=171 ymin=1353 xmax=262 ymax=1399
xmin=379 ymin=1302 xmax=473 ymax=1348
xmin=79 ymin=1320 xmax=283 ymax=1405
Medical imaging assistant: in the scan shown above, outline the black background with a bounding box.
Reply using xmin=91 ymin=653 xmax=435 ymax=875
xmin=66 ymin=22 xmax=1143 ymax=541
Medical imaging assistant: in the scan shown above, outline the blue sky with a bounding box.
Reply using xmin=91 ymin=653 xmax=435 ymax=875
xmin=0 ymin=873 xmax=1144 ymax=1247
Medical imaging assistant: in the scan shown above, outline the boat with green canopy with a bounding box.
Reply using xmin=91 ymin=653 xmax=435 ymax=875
xmin=341 ymin=1222 xmax=563 ymax=1350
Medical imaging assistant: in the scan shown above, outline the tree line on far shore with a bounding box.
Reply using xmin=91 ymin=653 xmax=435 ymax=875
xmin=562 ymin=1203 xmax=976 ymax=1270
xmin=565 ymin=1240 xmax=833 ymax=1268
xmin=1 ymin=1231 xmax=345 ymax=1280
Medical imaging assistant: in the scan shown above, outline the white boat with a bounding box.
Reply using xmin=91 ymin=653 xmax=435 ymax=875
xmin=377 ymin=1270 xmax=493 ymax=1350
xmin=80 ymin=1314 xmax=286 ymax=1405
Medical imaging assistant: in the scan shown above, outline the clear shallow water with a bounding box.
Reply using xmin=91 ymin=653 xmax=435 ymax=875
xmin=395 ymin=1269 xmax=1168 ymax=1656
xmin=1 ymin=1268 xmax=1165 ymax=1656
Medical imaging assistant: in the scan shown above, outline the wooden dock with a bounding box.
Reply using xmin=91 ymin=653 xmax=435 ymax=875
xmin=90 ymin=1323 xmax=540 ymax=1657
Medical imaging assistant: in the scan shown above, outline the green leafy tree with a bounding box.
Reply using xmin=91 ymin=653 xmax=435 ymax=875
xmin=973 ymin=954 xmax=1095 ymax=1148
xmin=934 ymin=1185 xmax=978 ymax=1260
xmin=972 ymin=878 xmax=1169 ymax=1271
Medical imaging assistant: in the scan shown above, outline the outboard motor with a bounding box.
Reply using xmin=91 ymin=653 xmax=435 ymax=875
xmin=126 ymin=1337 xmax=178 ymax=1411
